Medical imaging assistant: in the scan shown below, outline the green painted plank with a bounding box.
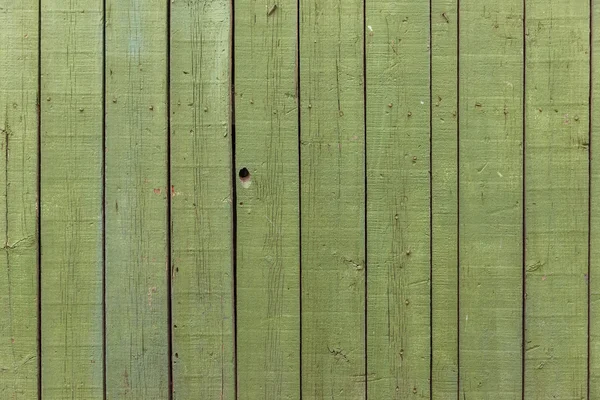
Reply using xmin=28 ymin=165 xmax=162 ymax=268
xmin=591 ymin=0 xmax=600 ymax=395
xmin=299 ymin=0 xmax=365 ymax=397
xmin=40 ymin=0 xmax=104 ymax=398
xmin=524 ymin=0 xmax=590 ymax=397
xmin=431 ymin=1 xmax=458 ymax=397
xmin=365 ymin=1 xmax=430 ymax=398
xmin=104 ymin=0 xmax=169 ymax=398
xmin=170 ymin=0 xmax=234 ymax=398
xmin=0 ymin=1 xmax=39 ymax=397
xmin=459 ymin=0 xmax=523 ymax=397
xmin=234 ymin=0 xmax=300 ymax=398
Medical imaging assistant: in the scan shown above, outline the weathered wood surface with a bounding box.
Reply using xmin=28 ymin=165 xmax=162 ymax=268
xmin=0 ymin=1 xmax=39 ymax=398
xmin=366 ymin=0 xmax=431 ymax=397
xmin=524 ymin=0 xmax=590 ymax=398
xmin=234 ymin=0 xmax=301 ymax=397
xmin=40 ymin=0 xmax=104 ymax=398
xmin=459 ymin=0 xmax=524 ymax=397
xmin=0 ymin=0 xmax=597 ymax=398
xmin=299 ymin=0 xmax=366 ymax=397
xmin=170 ymin=0 xmax=235 ymax=398
xmin=431 ymin=0 xmax=458 ymax=397
xmin=104 ymin=0 xmax=169 ymax=397
xmin=591 ymin=0 xmax=600 ymax=396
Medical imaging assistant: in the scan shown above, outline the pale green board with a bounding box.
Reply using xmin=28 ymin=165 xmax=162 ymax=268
xmin=234 ymin=0 xmax=301 ymax=397
xmin=40 ymin=0 xmax=104 ymax=398
xmin=299 ymin=0 xmax=366 ymax=397
xmin=104 ymin=0 xmax=169 ymax=397
xmin=524 ymin=0 xmax=590 ymax=397
xmin=459 ymin=0 xmax=524 ymax=397
xmin=0 ymin=1 xmax=39 ymax=398
xmin=169 ymin=0 xmax=235 ymax=398
xmin=366 ymin=0 xmax=431 ymax=397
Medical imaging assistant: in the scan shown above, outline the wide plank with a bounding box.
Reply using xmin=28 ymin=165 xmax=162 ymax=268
xmin=459 ymin=0 xmax=524 ymax=397
xmin=365 ymin=0 xmax=431 ymax=397
xmin=299 ymin=0 xmax=366 ymax=397
xmin=104 ymin=0 xmax=169 ymax=397
xmin=0 ymin=0 xmax=39 ymax=397
xmin=234 ymin=0 xmax=301 ymax=398
xmin=524 ymin=0 xmax=590 ymax=397
xmin=40 ymin=0 xmax=104 ymax=397
xmin=170 ymin=0 xmax=235 ymax=397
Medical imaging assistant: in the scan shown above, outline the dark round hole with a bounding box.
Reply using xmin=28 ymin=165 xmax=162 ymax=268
xmin=239 ymin=167 xmax=250 ymax=179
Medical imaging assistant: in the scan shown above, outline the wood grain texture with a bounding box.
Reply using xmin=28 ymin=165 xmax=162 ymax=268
xmin=299 ymin=0 xmax=365 ymax=397
xmin=5 ymin=2 xmax=599 ymax=397
xmin=431 ymin=0 xmax=458 ymax=397
xmin=365 ymin=1 xmax=430 ymax=397
xmin=104 ymin=0 xmax=169 ymax=397
xmin=459 ymin=0 xmax=524 ymax=397
xmin=524 ymin=0 xmax=590 ymax=397
xmin=591 ymin=0 xmax=600 ymax=395
xmin=169 ymin=0 xmax=234 ymax=398
xmin=234 ymin=0 xmax=300 ymax=398
xmin=0 ymin=1 xmax=39 ymax=397
xmin=40 ymin=0 xmax=104 ymax=397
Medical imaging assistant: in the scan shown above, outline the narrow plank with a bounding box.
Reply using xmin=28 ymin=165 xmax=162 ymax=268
xmin=234 ymin=0 xmax=300 ymax=397
xmin=169 ymin=0 xmax=234 ymax=398
xmin=365 ymin=1 xmax=430 ymax=397
xmin=524 ymin=0 xmax=590 ymax=397
xmin=40 ymin=0 xmax=104 ymax=397
xmin=299 ymin=0 xmax=365 ymax=397
xmin=104 ymin=0 xmax=169 ymax=397
xmin=459 ymin=0 xmax=523 ymax=397
xmin=430 ymin=0 xmax=459 ymax=397
xmin=591 ymin=0 xmax=600 ymax=395
xmin=0 ymin=1 xmax=39 ymax=397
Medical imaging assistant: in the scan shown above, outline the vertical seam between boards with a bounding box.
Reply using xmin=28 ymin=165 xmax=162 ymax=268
xmin=456 ymin=0 xmax=461 ymax=397
xmin=230 ymin=0 xmax=239 ymax=394
xmin=166 ymin=0 xmax=174 ymax=397
xmin=37 ymin=0 xmax=42 ymax=397
xmin=101 ymin=0 xmax=107 ymax=396
xmin=587 ymin=1 xmax=593 ymax=398
xmin=521 ymin=0 xmax=527 ymax=397
xmin=296 ymin=0 xmax=303 ymax=394
xmin=429 ymin=0 xmax=434 ymax=396
xmin=363 ymin=0 xmax=368 ymax=396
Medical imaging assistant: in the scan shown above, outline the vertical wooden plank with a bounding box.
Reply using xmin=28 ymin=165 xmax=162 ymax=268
xmin=591 ymin=0 xmax=600 ymax=395
xmin=459 ymin=0 xmax=523 ymax=397
xmin=299 ymin=0 xmax=365 ymax=397
xmin=0 ymin=0 xmax=39 ymax=397
xmin=431 ymin=0 xmax=458 ymax=397
xmin=234 ymin=0 xmax=300 ymax=398
xmin=40 ymin=0 xmax=104 ymax=397
xmin=524 ymin=0 xmax=590 ymax=397
xmin=365 ymin=0 xmax=430 ymax=397
xmin=170 ymin=0 xmax=234 ymax=398
xmin=104 ymin=0 xmax=169 ymax=398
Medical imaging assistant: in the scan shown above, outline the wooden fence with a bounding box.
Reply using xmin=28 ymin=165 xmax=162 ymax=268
xmin=1 ymin=0 xmax=598 ymax=398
